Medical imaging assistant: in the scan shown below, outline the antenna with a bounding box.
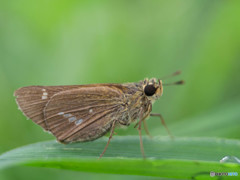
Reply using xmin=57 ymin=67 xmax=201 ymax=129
xmin=163 ymin=80 xmax=184 ymax=86
xmin=160 ymin=70 xmax=181 ymax=80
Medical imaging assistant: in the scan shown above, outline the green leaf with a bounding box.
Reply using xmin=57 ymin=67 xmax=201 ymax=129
xmin=0 ymin=136 xmax=240 ymax=179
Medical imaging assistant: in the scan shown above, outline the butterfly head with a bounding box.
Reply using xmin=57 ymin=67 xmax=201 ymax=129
xmin=143 ymin=78 xmax=163 ymax=101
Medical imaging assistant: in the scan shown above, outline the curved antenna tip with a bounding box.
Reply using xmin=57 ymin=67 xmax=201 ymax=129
xmin=176 ymin=80 xmax=185 ymax=85
xmin=174 ymin=70 xmax=181 ymax=75
xmin=163 ymin=80 xmax=185 ymax=86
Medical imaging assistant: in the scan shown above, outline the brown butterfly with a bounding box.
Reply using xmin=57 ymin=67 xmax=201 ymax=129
xmin=14 ymin=71 xmax=183 ymax=158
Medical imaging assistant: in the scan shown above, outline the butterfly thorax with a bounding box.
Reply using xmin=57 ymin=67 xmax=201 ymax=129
xmin=118 ymin=78 xmax=162 ymax=126
xmin=118 ymin=82 xmax=152 ymax=126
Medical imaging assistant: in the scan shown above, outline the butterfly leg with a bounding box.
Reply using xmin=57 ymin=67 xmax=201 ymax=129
xmin=134 ymin=117 xmax=152 ymax=138
xmin=150 ymin=113 xmax=174 ymax=139
xmin=137 ymin=118 xmax=146 ymax=159
xmin=99 ymin=120 xmax=116 ymax=159
xmin=143 ymin=119 xmax=152 ymax=139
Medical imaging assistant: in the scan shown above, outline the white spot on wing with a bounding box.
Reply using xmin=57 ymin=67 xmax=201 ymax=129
xmin=58 ymin=112 xmax=64 ymax=115
xmin=58 ymin=113 xmax=80 ymax=124
xmin=69 ymin=116 xmax=77 ymax=122
xmin=75 ymin=119 xmax=83 ymax=125
xmin=42 ymin=95 xmax=47 ymax=99
xmin=64 ymin=114 xmax=72 ymax=118
xmin=89 ymin=109 xmax=93 ymax=113
xmin=43 ymin=92 xmax=48 ymax=96
xmin=41 ymin=90 xmax=48 ymax=100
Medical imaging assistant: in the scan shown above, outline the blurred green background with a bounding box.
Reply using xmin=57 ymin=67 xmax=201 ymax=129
xmin=1 ymin=0 xmax=240 ymax=179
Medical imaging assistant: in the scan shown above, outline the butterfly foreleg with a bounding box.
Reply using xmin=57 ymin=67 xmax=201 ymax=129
xmin=137 ymin=116 xmax=148 ymax=159
xmin=99 ymin=120 xmax=117 ymax=159
xmin=150 ymin=113 xmax=173 ymax=139
xmin=143 ymin=119 xmax=152 ymax=138
xmin=136 ymin=109 xmax=150 ymax=159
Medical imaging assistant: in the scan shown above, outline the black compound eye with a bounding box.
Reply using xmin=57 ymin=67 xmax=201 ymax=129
xmin=144 ymin=85 xmax=157 ymax=96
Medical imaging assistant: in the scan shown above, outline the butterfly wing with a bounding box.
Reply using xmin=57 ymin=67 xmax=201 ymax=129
xmin=43 ymin=85 xmax=128 ymax=143
xmin=14 ymin=85 xmax=82 ymax=130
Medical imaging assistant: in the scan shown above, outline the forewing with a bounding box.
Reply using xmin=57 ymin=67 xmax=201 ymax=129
xmin=43 ymin=85 xmax=126 ymax=143
xmin=14 ymin=85 xmax=82 ymax=130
